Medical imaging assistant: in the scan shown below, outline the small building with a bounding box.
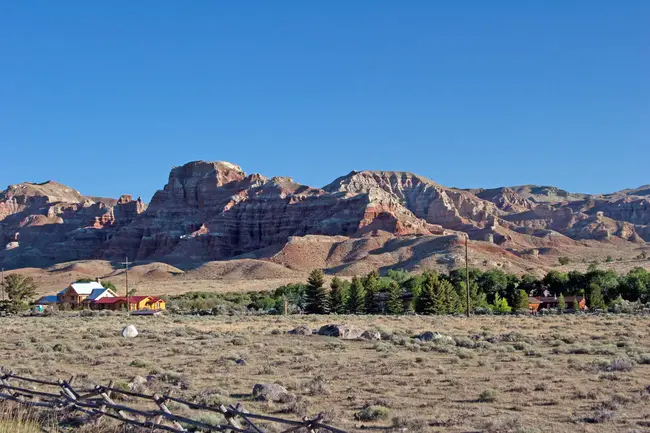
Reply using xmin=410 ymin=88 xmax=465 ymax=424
xmin=90 ymin=296 xmax=166 ymax=312
xmin=56 ymin=281 xmax=117 ymax=309
xmin=528 ymin=296 xmax=586 ymax=313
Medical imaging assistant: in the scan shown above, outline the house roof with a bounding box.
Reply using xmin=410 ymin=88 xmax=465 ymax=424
xmin=35 ymin=295 xmax=58 ymax=304
xmin=87 ymin=288 xmax=115 ymax=301
xmin=92 ymin=295 xmax=164 ymax=304
xmin=59 ymin=281 xmax=105 ymax=295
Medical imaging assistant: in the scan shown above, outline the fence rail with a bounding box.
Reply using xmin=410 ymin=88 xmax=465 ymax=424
xmin=0 ymin=369 xmax=347 ymax=433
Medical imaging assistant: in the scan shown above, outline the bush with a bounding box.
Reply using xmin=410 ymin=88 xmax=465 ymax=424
xmin=354 ymin=405 xmax=389 ymax=421
xmin=478 ymin=389 xmax=498 ymax=402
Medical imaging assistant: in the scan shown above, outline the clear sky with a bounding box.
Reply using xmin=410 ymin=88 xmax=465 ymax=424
xmin=1 ymin=1 xmax=648 ymax=201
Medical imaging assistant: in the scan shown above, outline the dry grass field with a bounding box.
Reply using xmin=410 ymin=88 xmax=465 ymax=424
xmin=3 ymin=313 xmax=650 ymax=432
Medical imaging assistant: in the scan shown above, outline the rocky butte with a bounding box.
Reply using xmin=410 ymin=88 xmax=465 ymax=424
xmin=0 ymin=160 xmax=649 ymax=272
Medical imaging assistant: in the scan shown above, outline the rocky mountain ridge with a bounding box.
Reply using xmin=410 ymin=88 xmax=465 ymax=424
xmin=1 ymin=161 xmax=648 ymax=272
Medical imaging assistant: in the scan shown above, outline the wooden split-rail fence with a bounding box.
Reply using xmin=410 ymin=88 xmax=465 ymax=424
xmin=0 ymin=369 xmax=347 ymax=433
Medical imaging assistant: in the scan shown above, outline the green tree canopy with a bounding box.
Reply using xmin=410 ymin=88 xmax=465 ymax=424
xmin=305 ymin=269 xmax=329 ymax=314
xmin=3 ymin=274 xmax=38 ymax=313
xmin=386 ymin=281 xmax=404 ymax=315
xmin=587 ymin=283 xmax=606 ymax=310
xmin=364 ymin=271 xmax=381 ymax=314
xmin=346 ymin=276 xmax=366 ymax=314
xmin=491 ymin=293 xmax=511 ymax=314
xmin=557 ymin=293 xmax=566 ymax=311
xmin=329 ymin=277 xmax=348 ymax=314
xmin=543 ymin=271 xmax=569 ymax=295
xmin=513 ymin=289 xmax=530 ymax=312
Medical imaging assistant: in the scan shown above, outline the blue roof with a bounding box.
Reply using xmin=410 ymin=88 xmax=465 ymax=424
xmin=36 ymin=296 xmax=58 ymax=304
xmin=88 ymin=288 xmax=110 ymax=300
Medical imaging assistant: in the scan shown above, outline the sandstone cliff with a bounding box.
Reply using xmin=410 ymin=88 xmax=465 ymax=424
xmin=0 ymin=161 xmax=648 ymax=271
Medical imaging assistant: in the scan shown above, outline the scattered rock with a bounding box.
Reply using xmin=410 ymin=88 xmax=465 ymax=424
xmin=361 ymin=330 xmax=381 ymax=340
xmin=235 ymin=359 xmax=247 ymax=366
xmin=288 ymin=325 xmax=312 ymax=335
xmin=318 ymin=324 xmax=366 ymax=340
xmin=122 ymin=325 xmax=138 ymax=338
xmin=128 ymin=375 xmax=148 ymax=392
xmin=418 ymin=331 xmax=455 ymax=345
xmin=252 ymin=383 xmax=294 ymax=402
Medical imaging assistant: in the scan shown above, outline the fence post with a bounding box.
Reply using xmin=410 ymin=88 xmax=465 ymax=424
xmin=153 ymin=393 xmax=185 ymax=431
xmin=93 ymin=380 xmax=113 ymax=426
xmin=98 ymin=387 xmax=132 ymax=421
xmin=219 ymin=404 xmax=244 ymax=431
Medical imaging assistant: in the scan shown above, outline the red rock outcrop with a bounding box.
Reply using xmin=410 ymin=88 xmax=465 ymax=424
xmin=1 ymin=160 xmax=649 ymax=270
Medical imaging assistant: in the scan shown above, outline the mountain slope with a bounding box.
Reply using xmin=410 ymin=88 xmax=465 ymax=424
xmin=0 ymin=161 xmax=648 ymax=275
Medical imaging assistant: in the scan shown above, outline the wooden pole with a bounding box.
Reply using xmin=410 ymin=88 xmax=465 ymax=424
xmin=465 ymin=234 xmax=470 ymax=317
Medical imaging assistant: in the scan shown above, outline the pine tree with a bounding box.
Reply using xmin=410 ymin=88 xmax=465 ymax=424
xmin=329 ymin=277 xmax=347 ymax=314
xmin=431 ymin=275 xmax=447 ymax=314
xmin=386 ymin=281 xmax=404 ymax=315
xmin=557 ymin=293 xmax=566 ymax=312
xmin=588 ymin=283 xmax=606 ymax=310
xmin=415 ymin=280 xmax=435 ymax=314
xmin=415 ymin=272 xmax=440 ymax=314
xmin=305 ymin=269 xmax=329 ymax=314
xmin=513 ymin=289 xmax=530 ymax=312
xmin=441 ymin=280 xmax=460 ymax=314
xmin=364 ymin=271 xmax=381 ymax=314
xmin=346 ymin=276 xmax=366 ymax=314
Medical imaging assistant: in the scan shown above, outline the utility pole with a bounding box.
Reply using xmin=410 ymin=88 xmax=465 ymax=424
xmin=465 ymin=234 xmax=470 ymax=317
xmin=120 ymin=257 xmax=132 ymax=315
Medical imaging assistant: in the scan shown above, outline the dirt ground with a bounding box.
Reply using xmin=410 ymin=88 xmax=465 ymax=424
xmin=2 ymin=313 xmax=650 ymax=432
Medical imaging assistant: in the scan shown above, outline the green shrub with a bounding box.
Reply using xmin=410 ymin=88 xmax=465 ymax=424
xmin=354 ymin=405 xmax=389 ymax=421
xmin=478 ymin=389 xmax=498 ymax=402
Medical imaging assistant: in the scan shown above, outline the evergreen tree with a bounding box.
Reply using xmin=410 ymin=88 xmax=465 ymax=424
xmin=441 ymin=279 xmax=460 ymax=314
xmin=513 ymin=289 xmax=530 ymax=312
xmin=386 ymin=281 xmax=404 ymax=315
xmin=491 ymin=293 xmax=512 ymax=314
xmin=587 ymin=283 xmax=606 ymax=310
xmin=305 ymin=269 xmax=329 ymax=314
xmin=346 ymin=276 xmax=366 ymax=314
xmin=572 ymin=299 xmax=580 ymax=312
xmin=329 ymin=277 xmax=347 ymax=314
xmin=4 ymin=274 xmax=37 ymax=303
xmin=415 ymin=272 xmax=439 ymax=314
xmin=364 ymin=271 xmax=381 ymax=314
xmin=557 ymin=293 xmax=566 ymax=312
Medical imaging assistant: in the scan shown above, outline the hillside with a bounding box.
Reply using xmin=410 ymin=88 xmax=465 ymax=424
xmin=1 ymin=161 xmax=648 ymax=291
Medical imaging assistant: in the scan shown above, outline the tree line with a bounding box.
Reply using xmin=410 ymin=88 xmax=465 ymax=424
xmin=300 ymin=264 xmax=650 ymax=315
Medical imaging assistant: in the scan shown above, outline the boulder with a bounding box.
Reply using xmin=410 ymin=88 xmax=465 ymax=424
xmin=318 ymin=324 xmax=366 ymax=340
xmin=288 ymin=325 xmax=312 ymax=336
xmin=361 ymin=330 xmax=381 ymax=340
xmin=122 ymin=325 xmax=138 ymax=338
xmin=252 ymin=383 xmax=294 ymax=402
xmin=129 ymin=375 xmax=148 ymax=392
xmin=418 ymin=331 xmax=455 ymax=345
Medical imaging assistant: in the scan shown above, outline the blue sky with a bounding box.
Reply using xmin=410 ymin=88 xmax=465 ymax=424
xmin=1 ymin=1 xmax=648 ymax=200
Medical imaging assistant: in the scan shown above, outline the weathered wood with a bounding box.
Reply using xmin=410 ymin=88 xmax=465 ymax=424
xmin=154 ymin=393 xmax=185 ymax=431
xmin=0 ymin=370 xmax=349 ymax=433
xmin=93 ymin=380 xmax=113 ymax=426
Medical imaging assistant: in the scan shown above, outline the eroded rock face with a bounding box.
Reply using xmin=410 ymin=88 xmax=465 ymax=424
xmin=1 ymin=160 xmax=650 ymax=270
xmin=0 ymin=181 xmax=145 ymax=268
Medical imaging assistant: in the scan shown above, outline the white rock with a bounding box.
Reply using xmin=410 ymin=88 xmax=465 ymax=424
xmin=122 ymin=325 xmax=138 ymax=338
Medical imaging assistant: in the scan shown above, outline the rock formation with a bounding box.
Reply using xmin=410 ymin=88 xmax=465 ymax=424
xmin=0 ymin=160 xmax=648 ymax=271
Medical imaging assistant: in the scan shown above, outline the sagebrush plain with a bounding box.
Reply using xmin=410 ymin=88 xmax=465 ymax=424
xmin=3 ymin=313 xmax=650 ymax=432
